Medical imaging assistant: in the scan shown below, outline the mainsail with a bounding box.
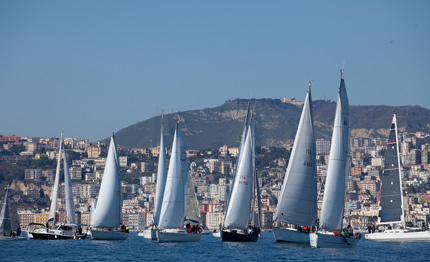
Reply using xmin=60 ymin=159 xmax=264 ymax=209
xmin=274 ymin=84 xmax=318 ymax=226
xmin=91 ymin=134 xmax=122 ymax=228
xmin=378 ymin=114 xmax=404 ymax=226
xmin=153 ymin=113 xmax=168 ymax=226
xmin=159 ymin=123 xmax=186 ymax=229
xmin=48 ymin=132 xmax=63 ymax=223
xmin=319 ymin=71 xmax=350 ymax=232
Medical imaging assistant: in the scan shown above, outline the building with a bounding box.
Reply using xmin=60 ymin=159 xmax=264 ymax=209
xmin=88 ymin=145 xmax=101 ymax=158
xmin=18 ymin=210 xmax=35 ymax=231
xmin=25 ymin=169 xmax=42 ymax=180
xmin=316 ymin=139 xmax=331 ymax=155
xmin=34 ymin=212 xmax=50 ymax=225
xmin=119 ymin=156 xmax=128 ymax=167
xmin=70 ymin=166 xmax=82 ymax=180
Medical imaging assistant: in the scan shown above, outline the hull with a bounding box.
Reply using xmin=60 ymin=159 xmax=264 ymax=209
xmin=365 ymin=230 xmax=430 ymax=241
xmin=0 ymin=236 xmax=27 ymax=241
xmin=31 ymin=231 xmax=86 ymax=240
xmin=273 ymin=227 xmax=310 ymax=244
xmin=90 ymin=229 xmax=128 ymax=240
xmin=138 ymin=228 xmax=157 ymax=240
xmin=212 ymin=231 xmax=221 ymax=238
xmin=221 ymin=230 xmax=259 ymax=242
xmin=310 ymin=232 xmax=359 ymax=248
xmin=157 ymin=229 xmax=201 ymax=242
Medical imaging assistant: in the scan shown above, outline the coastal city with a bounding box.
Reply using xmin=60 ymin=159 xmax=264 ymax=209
xmin=2 ymin=120 xmax=429 ymax=233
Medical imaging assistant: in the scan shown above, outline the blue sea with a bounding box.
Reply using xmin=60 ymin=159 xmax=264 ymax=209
xmin=2 ymin=232 xmax=429 ymax=261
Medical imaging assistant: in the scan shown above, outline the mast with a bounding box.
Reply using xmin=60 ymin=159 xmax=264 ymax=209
xmin=48 ymin=132 xmax=63 ymax=224
xmin=319 ymin=70 xmax=350 ymax=232
xmin=153 ymin=112 xmax=167 ymax=226
xmin=274 ymin=83 xmax=317 ymax=226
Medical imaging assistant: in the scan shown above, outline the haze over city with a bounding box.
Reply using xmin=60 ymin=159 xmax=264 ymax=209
xmin=1 ymin=1 xmax=429 ymax=141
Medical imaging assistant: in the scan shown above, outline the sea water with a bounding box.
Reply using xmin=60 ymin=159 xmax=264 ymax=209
xmin=2 ymin=232 xmax=429 ymax=261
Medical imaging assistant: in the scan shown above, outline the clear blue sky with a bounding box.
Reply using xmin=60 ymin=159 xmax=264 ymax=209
xmin=1 ymin=0 xmax=429 ymax=141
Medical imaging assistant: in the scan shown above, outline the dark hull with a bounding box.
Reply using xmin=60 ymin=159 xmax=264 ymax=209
xmin=221 ymin=230 xmax=259 ymax=242
xmin=32 ymin=232 xmax=87 ymax=240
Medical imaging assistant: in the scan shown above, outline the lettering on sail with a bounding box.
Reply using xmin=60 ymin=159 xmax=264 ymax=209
xmin=239 ymin=175 xmax=248 ymax=185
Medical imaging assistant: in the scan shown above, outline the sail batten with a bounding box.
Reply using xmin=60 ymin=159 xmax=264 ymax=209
xmin=274 ymin=87 xmax=317 ymax=226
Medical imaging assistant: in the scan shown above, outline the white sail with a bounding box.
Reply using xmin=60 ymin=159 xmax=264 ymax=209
xmin=48 ymin=132 xmax=63 ymax=223
xmin=319 ymin=72 xmax=350 ymax=232
xmin=63 ymin=149 xmax=76 ymax=224
xmin=224 ymin=126 xmax=254 ymax=230
xmin=274 ymin=86 xmax=318 ymax=226
xmin=159 ymin=124 xmax=185 ymax=229
xmin=153 ymin=114 xmax=168 ymax=226
xmin=226 ymin=104 xmax=252 ymax=214
xmin=92 ymin=135 xmax=122 ymax=228
xmin=90 ymin=200 xmax=95 ymax=225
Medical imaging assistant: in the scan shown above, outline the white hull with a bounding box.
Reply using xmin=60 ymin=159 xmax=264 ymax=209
xmin=310 ymin=232 xmax=359 ymax=248
xmin=273 ymin=227 xmax=310 ymax=243
xmin=212 ymin=231 xmax=221 ymax=238
xmin=365 ymin=230 xmax=430 ymax=241
xmin=90 ymin=229 xmax=128 ymax=240
xmin=157 ymin=229 xmax=201 ymax=242
xmin=138 ymin=228 xmax=157 ymax=240
xmin=0 ymin=235 xmax=26 ymax=241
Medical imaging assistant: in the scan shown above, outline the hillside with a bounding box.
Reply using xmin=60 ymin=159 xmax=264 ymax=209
xmin=110 ymin=99 xmax=430 ymax=149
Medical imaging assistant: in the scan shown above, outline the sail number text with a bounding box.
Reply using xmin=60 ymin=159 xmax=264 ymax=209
xmin=239 ymin=175 xmax=248 ymax=185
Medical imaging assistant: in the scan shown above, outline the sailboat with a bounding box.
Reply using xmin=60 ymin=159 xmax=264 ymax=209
xmin=365 ymin=114 xmax=430 ymax=241
xmin=273 ymin=83 xmax=318 ymax=244
xmin=0 ymin=186 xmax=25 ymax=240
xmin=310 ymin=70 xmax=359 ymax=248
xmin=221 ymin=106 xmax=261 ymax=242
xmin=90 ymin=133 xmax=129 ymax=240
xmin=29 ymin=132 xmax=86 ymax=240
xmin=157 ymin=122 xmax=201 ymax=242
xmin=139 ymin=113 xmax=167 ymax=240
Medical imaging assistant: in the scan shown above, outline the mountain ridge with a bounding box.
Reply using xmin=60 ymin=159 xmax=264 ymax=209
xmin=110 ymin=98 xmax=430 ymax=149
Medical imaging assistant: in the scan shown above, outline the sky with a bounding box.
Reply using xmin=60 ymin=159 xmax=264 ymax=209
xmin=1 ymin=0 xmax=429 ymax=141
